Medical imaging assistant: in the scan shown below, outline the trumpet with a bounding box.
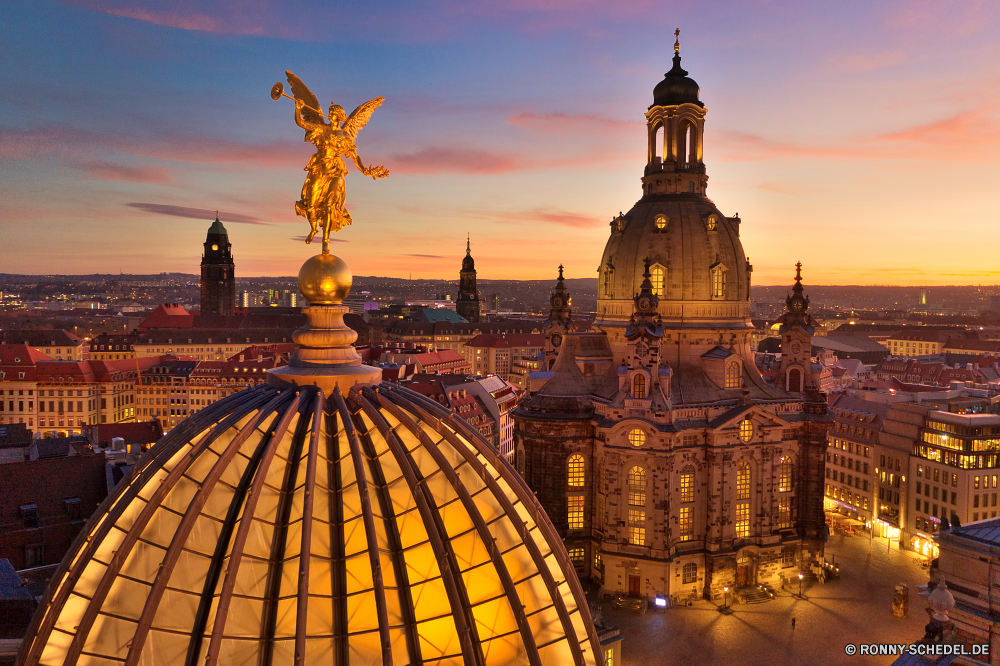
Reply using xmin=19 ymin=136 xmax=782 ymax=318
xmin=270 ymin=82 xmax=329 ymax=119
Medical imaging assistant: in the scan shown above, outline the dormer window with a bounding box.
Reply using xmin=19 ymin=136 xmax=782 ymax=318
xmin=725 ymin=361 xmax=741 ymax=389
xmin=650 ymin=263 xmax=666 ymax=297
xmin=711 ymin=265 xmax=727 ymax=298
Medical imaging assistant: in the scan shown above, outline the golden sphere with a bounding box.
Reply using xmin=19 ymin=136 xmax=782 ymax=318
xmin=298 ymin=253 xmax=352 ymax=304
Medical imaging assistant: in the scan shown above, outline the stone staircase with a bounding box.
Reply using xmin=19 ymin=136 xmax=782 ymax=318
xmin=736 ymin=585 xmax=775 ymax=604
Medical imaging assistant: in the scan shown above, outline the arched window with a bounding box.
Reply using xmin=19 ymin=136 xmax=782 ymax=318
xmin=778 ymin=456 xmax=793 ymax=493
xmin=568 ymin=454 xmax=585 ymax=488
xmin=736 ymin=461 xmax=751 ymax=500
xmin=628 ymin=467 xmax=646 ymax=506
xmin=739 ymin=418 xmax=753 ymax=443
xmin=628 ymin=428 xmax=647 ymax=448
xmin=653 ymin=124 xmax=664 ymax=163
xmin=725 ymin=361 xmax=740 ymax=389
xmin=627 ymin=466 xmax=647 ymax=545
xmin=603 ymin=267 xmax=614 ymax=298
xmin=788 ymin=367 xmax=802 ymax=392
xmin=633 ymin=374 xmax=646 ymax=399
xmin=712 ymin=266 xmax=726 ymax=297
xmin=680 ymin=466 xmax=695 ymax=503
xmin=650 ymin=264 xmax=665 ymax=296
xmin=682 ymin=562 xmax=697 ymax=584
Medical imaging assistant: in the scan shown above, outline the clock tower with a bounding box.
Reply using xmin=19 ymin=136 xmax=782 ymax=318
xmin=774 ymin=262 xmax=816 ymax=394
xmin=455 ymin=235 xmax=480 ymax=323
xmin=200 ymin=213 xmax=236 ymax=316
xmin=542 ymin=265 xmax=576 ymax=367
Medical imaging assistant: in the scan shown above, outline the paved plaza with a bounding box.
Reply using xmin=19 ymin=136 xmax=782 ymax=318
xmin=599 ymin=527 xmax=935 ymax=666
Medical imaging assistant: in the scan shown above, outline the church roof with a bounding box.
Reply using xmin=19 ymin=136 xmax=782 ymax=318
xmin=23 ymin=383 xmax=600 ymax=666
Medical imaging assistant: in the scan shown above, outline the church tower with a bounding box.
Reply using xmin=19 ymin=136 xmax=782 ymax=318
xmin=773 ymin=263 xmax=818 ymax=394
xmin=200 ymin=213 xmax=236 ymax=316
xmin=455 ymin=235 xmax=480 ymax=323
xmin=542 ymin=265 xmax=575 ymax=368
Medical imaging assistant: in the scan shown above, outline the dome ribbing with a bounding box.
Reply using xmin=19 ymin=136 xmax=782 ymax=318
xmin=21 ymin=383 xmax=600 ymax=666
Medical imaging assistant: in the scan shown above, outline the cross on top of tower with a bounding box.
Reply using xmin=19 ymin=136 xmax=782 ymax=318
xmin=558 ymin=264 xmax=564 ymax=279
xmin=674 ymin=28 xmax=680 ymax=53
xmin=466 ymin=233 xmax=470 ymax=256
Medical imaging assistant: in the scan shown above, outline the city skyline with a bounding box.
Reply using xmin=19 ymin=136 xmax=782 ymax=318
xmin=3 ymin=1 xmax=999 ymax=285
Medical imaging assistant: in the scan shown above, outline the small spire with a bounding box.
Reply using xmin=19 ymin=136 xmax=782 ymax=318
xmin=795 ymin=261 xmax=803 ymax=284
xmin=558 ymin=264 xmax=564 ymax=280
xmin=674 ymin=28 xmax=680 ymax=54
xmin=215 ymin=210 xmax=219 ymax=220
xmin=466 ymin=233 xmax=470 ymax=256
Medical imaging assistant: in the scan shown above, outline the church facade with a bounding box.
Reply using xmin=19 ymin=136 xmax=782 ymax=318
xmin=513 ymin=39 xmax=831 ymax=605
xmin=199 ymin=214 xmax=236 ymax=316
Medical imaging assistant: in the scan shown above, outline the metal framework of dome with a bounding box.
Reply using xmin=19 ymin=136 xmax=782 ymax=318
xmin=21 ymin=383 xmax=600 ymax=666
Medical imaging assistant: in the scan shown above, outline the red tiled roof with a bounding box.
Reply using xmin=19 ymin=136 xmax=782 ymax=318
xmin=0 ymin=344 xmax=53 ymax=365
xmin=137 ymin=304 xmax=194 ymax=331
xmin=85 ymin=421 xmax=164 ymax=446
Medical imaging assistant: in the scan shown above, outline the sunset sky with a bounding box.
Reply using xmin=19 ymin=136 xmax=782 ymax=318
xmin=2 ymin=1 xmax=998 ymax=285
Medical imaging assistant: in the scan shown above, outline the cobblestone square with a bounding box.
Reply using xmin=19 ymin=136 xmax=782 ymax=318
xmin=599 ymin=529 xmax=934 ymax=666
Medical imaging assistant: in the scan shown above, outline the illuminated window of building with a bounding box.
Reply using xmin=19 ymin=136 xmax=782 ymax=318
xmin=778 ymin=457 xmax=793 ymax=493
xmin=736 ymin=461 xmax=751 ymax=500
xmin=568 ymin=547 xmax=585 ymax=564
xmin=628 ymin=509 xmax=646 ymax=545
xmin=568 ymin=454 xmax=585 ymax=488
xmin=568 ymin=495 xmax=584 ymax=529
xmin=725 ymin=361 xmax=740 ymax=388
xmin=650 ymin=264 xmax=665 ymax=296
xmin=682 ymin=562 xmax=697 ymax=584
xmin=712 ymin=267 xmax=726 ymax=297
xmin=605 ymin=647 xmax=614 ymax=666
xmin=628 ymin=466 xmax=646 ymax=506
xmin=778 ymin=497 xmax=792 ymax=528
xmin=655 ymin=214 xmax=668 ymax=230
xmin=706 ymin=216 xmax=717 ymax=230
xmin=679 ymin=507 xmax=693 ymax=541
xmin=628 ymin=428 xmax=646 ymax=448
xmin=739 ymin=419 xmax=753 ymax=443
xmin=603 ymin=267 xmax=614 ymax=298
xmin=633 ymin=374 xmax=646 ymax=399
xmin=680 ymin=466 xmax=694 ymax=503
xmin=735 ymin=502 xmax=750 ymax=538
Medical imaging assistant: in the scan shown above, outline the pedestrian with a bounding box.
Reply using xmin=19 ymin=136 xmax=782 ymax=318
xmin=791 ymin=617 xmax=796 ymax=630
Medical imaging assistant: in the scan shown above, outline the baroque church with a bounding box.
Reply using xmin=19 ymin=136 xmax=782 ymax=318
xmin=515 ymin=37 xmax=831 ymax=604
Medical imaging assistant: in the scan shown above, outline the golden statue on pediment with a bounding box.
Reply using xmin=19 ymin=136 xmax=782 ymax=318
xmin=271 ymin=71 xmax=389 ymax=250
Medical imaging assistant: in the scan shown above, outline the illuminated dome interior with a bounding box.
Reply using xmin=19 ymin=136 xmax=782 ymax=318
xmin=22 ymin=383 xmax=599 ymax=666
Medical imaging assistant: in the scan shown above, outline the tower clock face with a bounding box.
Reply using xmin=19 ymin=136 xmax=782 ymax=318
xmin=553 ymin=297 xmax=563 ymax=307
xmin=635 ymin=342 xmax=648 ymax=357
xmin=211 ymin=244 xmax=219 ymax=251
xmin=552 ymin=334 xmax=562 ymax=348
xmin=638 ymin=297 xmax=651 ymax=310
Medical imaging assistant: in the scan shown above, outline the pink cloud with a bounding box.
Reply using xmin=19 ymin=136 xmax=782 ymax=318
xmin=387 ymin=147 xmax=521 ymax=174
xmin=507 ymin=112 xmax=641 ymax=136
xmin=69 ymin=0 xmax=269 ymax=35
xmin=872 ymin=107 xmax=1000 ymax=146
xmin=125 ymin=202 xmax=270 ymax=225
xmin=78 ymin=160 xmax=171 ymax=184
xmin=480 ymin=207 xmax=604 ymax=229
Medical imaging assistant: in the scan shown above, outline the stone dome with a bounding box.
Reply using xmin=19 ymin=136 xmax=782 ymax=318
xmin=651 ymin=55 xmax=702 ymax=108
xmin=21 ymin=383 xmax=600 ymax=666
xmin=597 ymin=196 xmax=751 ymax=328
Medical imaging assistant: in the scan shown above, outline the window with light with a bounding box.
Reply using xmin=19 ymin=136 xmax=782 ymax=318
xmin=725 ymin=361 xmax=740 ymax=388
xmin=778 ymin=456 xmax=793 ymax=492
xmin=712 ymin=267 xmax=726 ymax=297
xmin=628 ymin=509 xmax=646 ymax=545
xmin=628 ymin=428 xmax=646 ymax=448
xmin=682 ymin=562 xmax=697 ymax=584
xmin=651 ymin=264 xmax=665 ymax=296
xmin=739 ymin=419 xmax=753 ymax=442
xmin=736 ymin=461 xmax=750 ymax=500
xmin=633 ymin=374 xmax=646 ymax=399
xmin=567 ymin=454 xmax=585 ymax=488
xmin=680 ymin=467 xmax=694 ymax=503
xmin=655 ymin=214 xmax=668 ymax=230
xmin=735 ymin=503 xmax=750 ymax=538
xmin=567 ymin=495 xmax=584 ymax=529
xmin=778 ymin=497 xmax=792 ymax=528
xmin=568 ymin=547 xmax=585 ymax=564
xmin=628 ymin=466 xmax=646 ymax=506
xmin=679 ymin=506 xmax=693 ymax=541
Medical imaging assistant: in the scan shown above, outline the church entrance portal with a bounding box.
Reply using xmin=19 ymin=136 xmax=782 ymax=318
xmin=736 ymin=556 xmax=754 ymax=588
xmin=628 ymin=575 xmax=641 ymax=596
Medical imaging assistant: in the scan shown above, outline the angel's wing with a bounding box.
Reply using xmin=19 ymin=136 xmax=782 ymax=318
xmin=285 ymin=70 xmax=325 ymax=127
xmin=342 ymin=97 xmax=385 ymax=138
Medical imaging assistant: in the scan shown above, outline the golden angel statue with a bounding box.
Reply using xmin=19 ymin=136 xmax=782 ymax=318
xmin=272 ymin=70 xmax=389 ymax=247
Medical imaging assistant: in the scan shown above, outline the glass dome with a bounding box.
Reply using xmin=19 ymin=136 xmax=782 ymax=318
xmin=21 ymin=383 xmax=600 ymax=666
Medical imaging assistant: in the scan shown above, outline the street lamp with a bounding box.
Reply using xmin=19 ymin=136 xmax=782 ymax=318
xmin=723 ymin=585 xmax=729 ymax=611
xmin=798 ymin=573 xmax=804 ymax=599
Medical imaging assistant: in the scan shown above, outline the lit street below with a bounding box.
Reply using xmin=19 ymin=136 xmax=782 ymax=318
xmin=602 ymin=527 xmax=933 ymax=666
